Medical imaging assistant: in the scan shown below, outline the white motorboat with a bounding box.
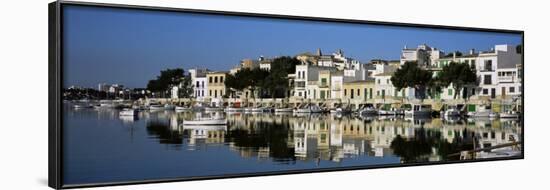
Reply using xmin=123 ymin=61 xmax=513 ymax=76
xmin=274 ymin=107 xmax=294 ymax=112
xmin=183 ymin=118 xmax=226 ymax=125
xmin=404 ymin=104 xmax=432 ymax=117
xmin=119 ymin=108 xmax=138 ymax=116
xmin=500 ymin=111 xmax=520 ymax=118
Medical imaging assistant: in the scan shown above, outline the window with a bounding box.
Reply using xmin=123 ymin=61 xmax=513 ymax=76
xmin=386 ymin=79 xmax=390 ymax=84
xmin=465 ymin=60 xmax=469 ymax=64
xmin=209 ymin=90 xmax=212 ymax=96
xmin=220 ymin=76 xmax=224 ymax=83
xmin=484 ymin=75 xmax=492 ymax=85
xmin=484 ymin=60 xmax=493 ymax=71
xmin=510 ymin=87 xmax=515 ymax=93
xmin=196 ymin=81 xmax=199 ymax=87
xmin=209 ymin=77 xmax=212 ymax=83
xmin=344 ymin=89 xmax=347 ymax=96
xmin=201 ymin=81 xmax=204 ymax=87
xmin=448 ymin=89 xmax=453 ymax=96
xmin=357 ymin=89 xmax=360 ymax=96
xmin=378 ymin=79 xmax=381 ymax=84
xmin=377 ymin=91 xmax=380 ymax=96
xmin=351 ymin=89 xmax=354 ymax=99
xmin=483 ymin=89 xmax=488 ymax=95
xmin=214 ymin=77 xmax=218 ymax=83
xmin=471 ymin=89 xmax=475 ymax=95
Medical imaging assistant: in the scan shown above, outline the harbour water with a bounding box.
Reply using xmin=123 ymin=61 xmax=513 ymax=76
xmin=63 ymin=103 xmax=522 ymax=185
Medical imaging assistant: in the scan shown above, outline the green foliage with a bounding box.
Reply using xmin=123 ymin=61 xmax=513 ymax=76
xmin=437 ymin=61 xmax=477 ymax=99
xmin=224 ymin=68 xmax=269 ymax=98
xmin=146 ymin=68 xmax=185 ymax=97
xmin=391 ymin=61 xmax=433 ymax=99
xmin=225 ymin=57 xmax=299 ymax=99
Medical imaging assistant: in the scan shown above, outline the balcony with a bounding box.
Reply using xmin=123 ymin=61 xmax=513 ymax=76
xmin=498 ymin=76 xmax=516 ymax=83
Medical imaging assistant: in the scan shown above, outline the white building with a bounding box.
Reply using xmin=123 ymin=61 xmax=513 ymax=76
xmin=401 ymin=44 xmax=444 ymax=67
xmin=294 ymin=65 xmax=337 ymax=99
xmin=435 ymin=44 xmax=521 ymax=100
xmin=189 ymin=68 xmax=209 ymax=101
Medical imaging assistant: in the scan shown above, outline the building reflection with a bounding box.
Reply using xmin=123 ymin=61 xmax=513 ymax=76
xmin=142 ymin=111 xmax=521 ymax=163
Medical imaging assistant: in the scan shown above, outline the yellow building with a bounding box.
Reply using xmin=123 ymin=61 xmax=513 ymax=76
xmin=206 ymin=72 xmax=228 ymax=100
xmin=317 ymin=70 xmax=332 ymax=100
xmin=343 ymin=79 xmax=375 ymax=103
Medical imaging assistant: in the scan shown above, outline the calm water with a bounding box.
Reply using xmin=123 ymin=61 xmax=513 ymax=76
xmin=63 ymin=103 xmax=522 ymax=185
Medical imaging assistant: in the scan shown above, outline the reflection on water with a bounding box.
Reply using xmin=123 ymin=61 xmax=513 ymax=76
xmin=63 ymin=104 xmax=521 ymax=185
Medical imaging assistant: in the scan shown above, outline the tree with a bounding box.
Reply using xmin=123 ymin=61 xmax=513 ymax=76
xmin=437 ymin=61 xmax=477 ymax=99
xmin=224 ymin=68 xmax=269 ymax=99
xmin=262 ymin=56 xmax=300 ymax=98
xmin=147 ymin=68 xmax=185 ymax=98
xmin=391 ymin=61 xmax=433 ymax=100
xmin=178 ymin=75 xmax=193 ymax=98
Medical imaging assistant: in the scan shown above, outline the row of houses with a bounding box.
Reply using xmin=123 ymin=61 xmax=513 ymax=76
xmin=178 ymin=44 xmax=522 ymax=107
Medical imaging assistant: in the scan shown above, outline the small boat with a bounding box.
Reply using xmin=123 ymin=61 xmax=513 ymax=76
xmin=183 ymin=118 xmax=226 ymax=125
xmin=443 ymin=108 xmax=461 ymax=117
xmin=205 ymin=107 xmax=224 ymax=112
xmin=73 ymin=104 xmax=93 ymax=109
xmin=119 ymin=108 xmax=138 ymax=116
xmin=359 ymin=107 xmax=378 ymax=116
xmin=489 ymin=112 xmax=500 ymax=118
xmin=500 ymin=111 xmax=520 ymax=118
xmin=331 ymin=106 xmax=352 ymax=114
xmin=225 ymin=107 xmax=244 ymax=112
xmin=164 ymin=104 xmax=176 ymax=110
xmin=378 ymin=107 xmax=401 ymax=116
xmin=250 ymin=107 xmax=267 ymax=112
xmin=404 ymin=104 xmax=432 ymax=117
xmin=274 ymin=107 xmax=293 ymax=112
xmin=293 ymin=104 xmax=323 ymax=113
xmin=149 ymin=104 xmax=164 ymax=110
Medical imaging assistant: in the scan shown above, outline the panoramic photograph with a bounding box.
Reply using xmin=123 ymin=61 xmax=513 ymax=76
xmin=61 ymin=5 xmax=523 ymax=185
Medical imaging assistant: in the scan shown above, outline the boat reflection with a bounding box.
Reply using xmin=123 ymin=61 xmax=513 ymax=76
xmin=139 ymin=111 xmax=520 ymax=163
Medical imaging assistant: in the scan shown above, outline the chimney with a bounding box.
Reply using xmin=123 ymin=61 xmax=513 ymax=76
xmin=470 ymin=49 xmax=475 ymax=55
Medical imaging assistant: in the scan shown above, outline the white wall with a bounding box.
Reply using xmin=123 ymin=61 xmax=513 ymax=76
xmin=1 ymin=0 xmax=547 ymax=190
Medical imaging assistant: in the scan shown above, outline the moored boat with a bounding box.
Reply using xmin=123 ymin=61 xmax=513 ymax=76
xmin=404 ymin=104 xmax=432 ymax=117
xmin=274 ymin=107 xmax=293 ymax=112
xmin=119 ymin=108 xmax=138 ymax=116
xmin=73 ymin=104 xmax=93 ymax=109
xmin=225 ymin=107 xmax=244 ymax=112
xmin=500 ymin=111 xmax=520 ymax=118
xmin=359 ymin=107 xmax=378 ymax=116
xmin=293 ymin=104 xmax=323 ymax=113
xmin=183 ymin=118 xmax=226 ymax=125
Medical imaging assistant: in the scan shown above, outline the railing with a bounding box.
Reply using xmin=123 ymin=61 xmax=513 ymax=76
xmin=498 ymin=76 xmax=515 ymax=82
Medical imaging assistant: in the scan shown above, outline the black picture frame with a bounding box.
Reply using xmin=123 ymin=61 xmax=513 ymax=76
xmin=49 ymin=1 xmax=524 ymax=189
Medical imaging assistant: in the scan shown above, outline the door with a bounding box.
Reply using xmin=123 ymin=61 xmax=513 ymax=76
xmin=491 ymin=88 xmax=496 ymax=99
xmin=501 ymin=87 xmax=506 ymax=98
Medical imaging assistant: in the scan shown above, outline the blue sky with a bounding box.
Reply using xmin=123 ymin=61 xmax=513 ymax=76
xmin=63 ymin=5 xmax=522 ymax=88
